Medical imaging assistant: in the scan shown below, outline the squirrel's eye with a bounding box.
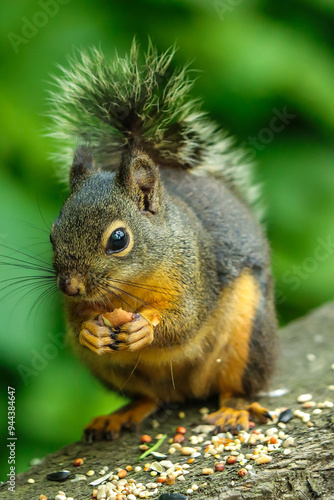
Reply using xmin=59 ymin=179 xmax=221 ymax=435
xmin=106 ymin=227 xmax=129 ymax=254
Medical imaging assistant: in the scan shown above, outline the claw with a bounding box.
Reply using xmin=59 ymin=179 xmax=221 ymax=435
xmin=248 ymin=402 xmax=272 ymax=423
xmin=84 ymin=428 xmax=99 ymax=442
xmin=206 ymin=407 xmax=250 ymax=433
xmin=104 ymin=431 xmax=111 ymax=441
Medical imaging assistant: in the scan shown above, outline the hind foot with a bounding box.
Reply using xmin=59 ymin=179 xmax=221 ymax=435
xmin=205 ymin=399 xmax=272 ymax=434
xmin=84 ymin=397 xmax=157 ymax=441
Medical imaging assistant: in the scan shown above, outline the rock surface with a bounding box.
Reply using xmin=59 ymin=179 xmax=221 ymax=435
xmin=1 ymin=302 xmax=334 ymax=500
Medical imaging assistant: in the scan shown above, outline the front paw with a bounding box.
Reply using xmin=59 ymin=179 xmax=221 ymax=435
xmin=80 ymin=312 xmax=156 ymax=355
xmin=113 ymin=313 xmax=154 ymax=352
xmin=79 ymin=316 xmax=118 ymax=355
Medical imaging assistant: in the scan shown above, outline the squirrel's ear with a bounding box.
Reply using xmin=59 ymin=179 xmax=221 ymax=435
xmin=69 ymin=145 xmax=94 ymax=192
xmin=118 ymin=151 xmax=162 ymax=214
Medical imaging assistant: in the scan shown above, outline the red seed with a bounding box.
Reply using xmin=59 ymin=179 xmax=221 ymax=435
xmin=141 ymin=434 xmax=152 ymax=444
xmin=226 ymin=456 xmax=237 ymax=465
xmin=74 ymin=458 xmax=84 ymax=466
xmin=173 ymin=434 xmax=185 ymax=444
xmin=270 ymin=436 xmax=277 ymax=444
xmin=118 ymin=470 xmax=127 ymax=478
xmin=176 ymin=426 xmax=187 ymax=434
xmin=214 ymin=462 xmax=225 ymax=472
xmin=238 ymin=468 xmax=248 ymax=477
xmin=157 ymin=477 xmax=166 ymax=483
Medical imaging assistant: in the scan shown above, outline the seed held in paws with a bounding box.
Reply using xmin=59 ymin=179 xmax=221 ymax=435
xmin=101 ymin=308 xmax=134 ymax=328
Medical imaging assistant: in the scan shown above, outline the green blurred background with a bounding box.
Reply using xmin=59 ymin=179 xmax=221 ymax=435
xmin=1 ymin=0 xmax=334 ymax=479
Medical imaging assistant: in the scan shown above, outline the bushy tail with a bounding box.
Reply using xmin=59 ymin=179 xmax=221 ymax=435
xmin=48 ymin=39 xmax=261 ymax=211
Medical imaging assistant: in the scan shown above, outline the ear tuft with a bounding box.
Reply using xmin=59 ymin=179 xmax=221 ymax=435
xmin=69 ymin=145 xmax=94 ymax=192
xmin=132 ymin=154 xmax=160 ymax=214
xmin=118 ymin=150 xmax=162 ymax=214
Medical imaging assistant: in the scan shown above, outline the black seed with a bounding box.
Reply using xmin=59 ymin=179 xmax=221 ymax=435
xmin=158 ymin=494 xmax=188 ymax=500
xmin=278 ymin=408 xmax=294 ymax=423
xmin=46 ymin=470 xmax=70 ymax=482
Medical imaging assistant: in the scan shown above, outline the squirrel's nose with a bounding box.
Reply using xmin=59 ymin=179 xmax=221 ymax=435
xmin=58 ymin=275 xmax=85 ymax=297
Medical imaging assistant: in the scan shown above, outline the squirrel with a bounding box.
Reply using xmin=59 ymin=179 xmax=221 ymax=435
xmin=48 ymin=41 xmax=277 ymax=440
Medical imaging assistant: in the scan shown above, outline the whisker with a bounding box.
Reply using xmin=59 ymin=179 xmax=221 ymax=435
xmin=102 ymin=282 xmax=160 ymax=314
xmin=118 ymin=353 xmax=141 ymax=393
xmin=5 ymin=283 xmax=57 ymax=325
xmin=170 ymin=360 xmax=176 ymax=390
xmin=105 ymin=277 xmax=175 ymax=295
xmin=24 ymin=240 xmax=52 ymax=251
xmin=0 ymin=280 xmax=56 ymax=304
xmin=0 ymin=275 xmax=55 ymax=285
xmin=0 ymin=250 xmax=54 ymax=268
xmin=98 ymin=284 xmax=139 ymax=313
xmin=39 ymin=249 xmax=54 ymax=258
xmin=0 ymin=243 xmax=54 ymax=268
xmin=19 ymin=282 xmax=57 ymax=303
xmin=36 ymin=197 xmax=53 ymax=233
xmin=14 ymin=218 xmax=50 ymax=235
xmin=0 ymin=275 xmax=55 ymax=293
xmin=1 ymin=277 xmax=56 ymax=293
xmin=95 ymin=286 xmax=111 ymax=312
xmin=95 ymin=284 xmax=118 ymax=306
xmin=0 ymin=277 xmax=55 ymax=296
xmin=27 ymin=286 xmax=59 ymax=320
xmin=0 ymin=260 xmax=55 ymax=274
